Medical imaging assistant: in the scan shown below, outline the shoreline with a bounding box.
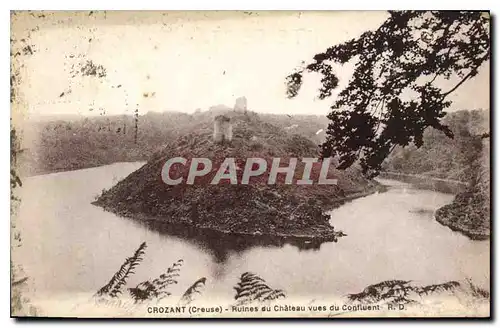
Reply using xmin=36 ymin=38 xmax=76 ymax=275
xmin=434 ymin=210 xmax=489 ymax=241
xmin=20 ymin=160 xmax=146 ymax=178
xmin=378 ymin=171 xmax=467 ymax=194
xmin=378 ymin=173 xmax=489 ymax=241
xmin=92 ymin=183 xmax=386 ymax=246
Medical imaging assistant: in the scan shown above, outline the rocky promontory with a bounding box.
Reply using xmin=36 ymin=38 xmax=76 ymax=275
xmin=435 ymin=136 xmax=490 ymax=241
xmin=435 ymin=190 xmax=490 ymax=241
xmin=93 ymin=111 xmax=380 ymax=244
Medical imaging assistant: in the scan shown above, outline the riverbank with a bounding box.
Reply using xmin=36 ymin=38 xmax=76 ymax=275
xmin=378 ymin=172 xmax=489 ymax=241
xmin=434 ymin=190 xmax=490 ymax=241
xmin=94 ymin=182 xmax=385 ymax=246
xmin=378 ymin=171 xmax=467 ymax=194
xmin=20 ymin=160 xmax=145 ymax=178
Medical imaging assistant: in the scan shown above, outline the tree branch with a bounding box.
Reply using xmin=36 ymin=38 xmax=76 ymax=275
xmin=441 ymin=69 xmax=477 ymax=98
xmin=441 ymin=53 xmax=489 ymax=98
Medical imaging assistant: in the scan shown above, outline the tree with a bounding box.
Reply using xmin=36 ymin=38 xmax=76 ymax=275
xmin=286 ymin=11 xmax=490 ymax=177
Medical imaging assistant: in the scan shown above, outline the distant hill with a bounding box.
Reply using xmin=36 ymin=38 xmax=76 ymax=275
xmin=382 ymin=109 xmax=489 ymax=182
xmin=20 ymin=109 xmax=328 ymax=175
xmin=257 ymin=113 xmax=329 ymax=145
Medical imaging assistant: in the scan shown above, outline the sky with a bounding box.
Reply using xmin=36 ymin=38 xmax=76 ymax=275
xmin=12 ymin=11 xmax=490 ymax=118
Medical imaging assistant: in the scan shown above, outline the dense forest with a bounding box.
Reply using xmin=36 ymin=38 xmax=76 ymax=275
xmin=383 ymin=109 xmax=489 ymax=182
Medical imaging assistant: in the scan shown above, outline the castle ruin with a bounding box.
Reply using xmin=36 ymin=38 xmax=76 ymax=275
xmin=213 ymin=115 xmax=233 ymax=143
xmin=234 ymin=96 xmax=247 ymax=113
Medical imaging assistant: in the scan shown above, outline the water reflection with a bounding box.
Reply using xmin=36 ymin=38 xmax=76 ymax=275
xmin=133 ymin=218 xmax=332 ymax=263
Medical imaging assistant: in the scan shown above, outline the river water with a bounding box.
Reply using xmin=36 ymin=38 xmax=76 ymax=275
xmin=14 ymin=162 xmax=490 ymax=309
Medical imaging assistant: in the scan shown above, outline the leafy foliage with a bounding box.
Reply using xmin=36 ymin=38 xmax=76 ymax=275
xmin=234 ymin=272 xmax=286 ymax=305
xmin=287 ymin=11 xmax=490 ymax=177
xmin=95 ymin=242 xmax=147 ymax=299
xmin=128 ymin=259 xmax=183 ymax=303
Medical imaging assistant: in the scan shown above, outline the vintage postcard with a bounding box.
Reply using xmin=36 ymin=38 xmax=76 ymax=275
xmin=10 ymin=10 xmax=490 ymax=318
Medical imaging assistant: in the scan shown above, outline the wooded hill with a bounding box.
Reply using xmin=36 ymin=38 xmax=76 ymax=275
xmin=383 ymin=109 xmax=489 ymax=182
xmin=21 ymin=109 xmax=329 ymax=175
xmin=383 ymin=109 xmax=490 ymax=240
xmin=92 ymin=110 xmax=378 ymax=243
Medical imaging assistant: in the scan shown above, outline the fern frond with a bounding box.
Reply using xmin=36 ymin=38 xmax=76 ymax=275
xmin=233 ymin=272 xmax=286 ymax=305
xmin=95 ymin=242 xmax=147 ymax=300
xmin=347 ymin=280 xmax=461 ymax=306
xmin=262 ymin=289 xmax=286 ymax=301
xmin=178 ymin=277 xmax=207 ymax=306
xmin=128 ymin=259 xmax=184 ymax=303
xmin=465 ymin=278 xmax=490 ymax=299
xmin=414 ymin=281 xmax=460 ymax=296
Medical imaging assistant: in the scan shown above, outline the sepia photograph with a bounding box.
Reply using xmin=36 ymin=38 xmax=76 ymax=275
xmin=10 ymin=10 xmax=491 ymax=318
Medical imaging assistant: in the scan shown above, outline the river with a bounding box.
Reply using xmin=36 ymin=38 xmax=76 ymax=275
xmin=14 ymin=162 xmax=490 ymax=310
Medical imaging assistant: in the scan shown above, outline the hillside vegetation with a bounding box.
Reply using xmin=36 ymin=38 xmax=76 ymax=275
xmin=93 ymin=111 xmax=379 ymax=243
xmin=21 ymin=109 xmax=328 ymax=175
xmin=383 ymin=110 xmax=488 ymax=181
xmin=383 ymin=109 xmax=490 ymax=240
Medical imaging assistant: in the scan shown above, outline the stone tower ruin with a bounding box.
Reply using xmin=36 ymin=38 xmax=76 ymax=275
xmin=234 ymin=96 xmax=247 ymax=113
xmin=213 ymin=115 xmax=233 ymax=143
